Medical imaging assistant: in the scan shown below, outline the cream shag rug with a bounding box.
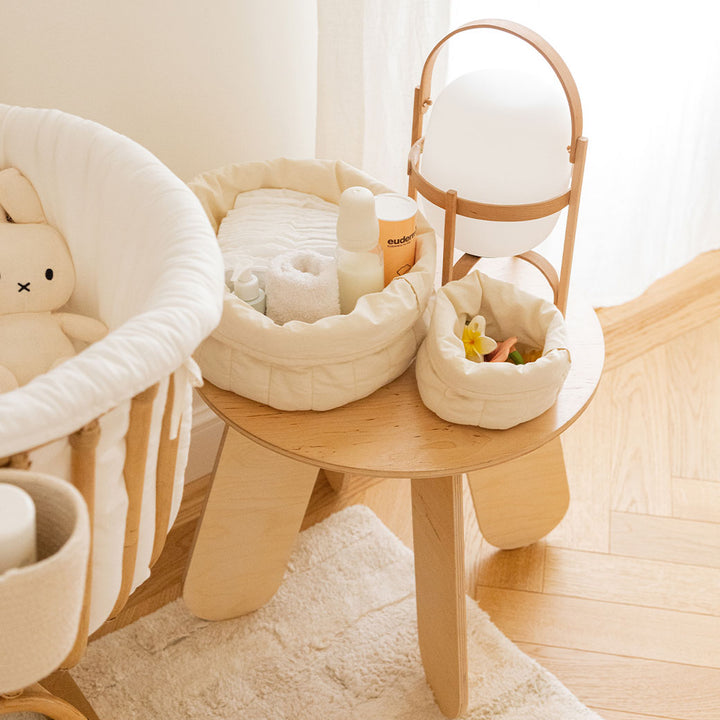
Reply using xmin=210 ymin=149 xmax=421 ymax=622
xmin=70 ymin=505 xmax=602 ymax=720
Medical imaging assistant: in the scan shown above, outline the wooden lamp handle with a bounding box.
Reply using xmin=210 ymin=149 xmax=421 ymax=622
xmin=412 ymin=19 xmax=584 ymax=162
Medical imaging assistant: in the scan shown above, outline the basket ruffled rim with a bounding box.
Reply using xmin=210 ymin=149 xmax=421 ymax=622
xmin=189 ymin=158 xmax=436 ymax=362
xmin=423 ymin=271 xmax=571 ymax=395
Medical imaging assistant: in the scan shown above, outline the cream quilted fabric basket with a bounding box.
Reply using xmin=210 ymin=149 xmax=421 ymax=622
xmin=190 ymin=158 xmax=436 ymax=411
xmin=416 ymin=271 xmax=572 ymax=429
xmin=0 ymin=469 xmax=89 ymax=694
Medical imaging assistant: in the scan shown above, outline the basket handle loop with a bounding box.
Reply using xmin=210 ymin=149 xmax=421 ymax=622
xmin=413 ymin=19 xmax=583 ymax=162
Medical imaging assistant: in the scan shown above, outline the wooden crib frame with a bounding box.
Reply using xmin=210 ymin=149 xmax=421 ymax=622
xmin=0 ymin=375 xmax=182 ymax=719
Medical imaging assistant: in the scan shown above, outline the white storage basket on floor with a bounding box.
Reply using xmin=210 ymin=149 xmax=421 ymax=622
xmin=415 ymin=271 xmax=572 ymax=429
xmin=190 ymin=158 xmax=436 ymax=411
xmin=0 ymin=470 xmax=89 ymax=695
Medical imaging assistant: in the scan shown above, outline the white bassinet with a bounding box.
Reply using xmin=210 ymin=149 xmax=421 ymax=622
xmin=0 ymin=104 xmax=224 ymax=642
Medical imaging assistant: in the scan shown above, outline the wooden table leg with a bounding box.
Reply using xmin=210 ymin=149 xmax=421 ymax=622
xmin=411 ymin=475 xmax=468 ymax=718
xmin=467 ymin=435 xmax=570 ymax=549
xmin=317 ymin=469 xmax=350 ymax=493
xmin=183 ymin=426 xmax=318 ymax=620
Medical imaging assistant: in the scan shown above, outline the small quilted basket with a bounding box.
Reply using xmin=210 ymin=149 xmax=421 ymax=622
xmin=415 ymin=271 xmax=572 ymax=429
xmin=0 ymin=469 xmax=89 ymax=694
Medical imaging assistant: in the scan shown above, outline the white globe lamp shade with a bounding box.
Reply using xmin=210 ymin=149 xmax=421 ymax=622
xmin=420 ymin=68 xmax=572 ymax=257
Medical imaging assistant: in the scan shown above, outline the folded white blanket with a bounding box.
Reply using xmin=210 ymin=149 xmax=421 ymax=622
xmin=266 ymin=250 xmax=340 ymax=325
xmin=217 ymin=188 xmax=338 ymax=288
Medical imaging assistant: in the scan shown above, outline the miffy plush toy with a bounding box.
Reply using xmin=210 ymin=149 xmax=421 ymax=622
xmin=0 ymin=168 xmax=107 ymax=392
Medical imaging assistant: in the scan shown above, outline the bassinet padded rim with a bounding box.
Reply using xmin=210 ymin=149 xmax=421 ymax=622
xmin=0 ymin=104 xmax=224 ymax=457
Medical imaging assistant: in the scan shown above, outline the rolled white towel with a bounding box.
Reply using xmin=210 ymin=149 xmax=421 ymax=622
xmin=265 ymin=250 xmax=340 ymax=324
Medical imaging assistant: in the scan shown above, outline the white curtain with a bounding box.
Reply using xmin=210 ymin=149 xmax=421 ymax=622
xmin=316 ymin=0 xmax=450 ymax=190
xmin=449 ymin=0 xmax=720 ymax=306
xmin=317 ymin=0 xmax=720 ymax=307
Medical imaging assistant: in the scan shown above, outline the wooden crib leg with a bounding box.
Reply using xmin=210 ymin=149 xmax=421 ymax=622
xmin=64 ymin=420 xmax=101 ymax=669
xmin=0 ymin=682 xmax=88 ymax=720
xmin=183 ymin=425 xmax=318 ymax=620
xmin=41 ymin=670 xmax=101 ymax=720
xmin=152 ymin=375 xmax=179 ymax=566
xmin=111 ymin=383 xmax=161 ymax=618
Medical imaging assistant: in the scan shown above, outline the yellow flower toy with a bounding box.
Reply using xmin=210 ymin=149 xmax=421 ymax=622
xmin=461 ymin=315 xmax=497 ymax=362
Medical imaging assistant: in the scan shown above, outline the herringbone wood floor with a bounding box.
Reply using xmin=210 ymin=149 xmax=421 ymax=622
xmin=106 ymin=251 xmax=720 ymax=720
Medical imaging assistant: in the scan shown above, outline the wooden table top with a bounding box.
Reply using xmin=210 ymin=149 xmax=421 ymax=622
xmin=199 ymin=288 xmax=604 ymax=479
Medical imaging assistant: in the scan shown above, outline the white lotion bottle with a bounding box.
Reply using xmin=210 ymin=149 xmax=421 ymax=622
xmin=233 ymin=267 xmax=266 ymax=314
xmin=336 ymin=186 xmax=384 ymax=314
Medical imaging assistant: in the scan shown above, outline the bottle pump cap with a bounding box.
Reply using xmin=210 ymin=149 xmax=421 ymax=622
xmin=232 ymin=267 xmax=261 ymax=302
xmin=336 ymin=186 xmax=380 ymax=252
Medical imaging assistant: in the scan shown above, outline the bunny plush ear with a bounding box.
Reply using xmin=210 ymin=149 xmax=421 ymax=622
xmin=0 ymin=168 xmax=47 ymax=223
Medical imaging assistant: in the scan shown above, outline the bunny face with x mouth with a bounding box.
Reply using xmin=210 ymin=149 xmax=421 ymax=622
xmin=0 ymin=222 xmax=76 ymax=313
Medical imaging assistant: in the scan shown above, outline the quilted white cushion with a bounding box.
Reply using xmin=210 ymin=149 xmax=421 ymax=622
xmin=416 ymin=271 xmax=572 ymax=429
xmin=217 ymin=187 xmax=339 ymax=280
xmin=191 ymin=158 xmax=436 ymax=411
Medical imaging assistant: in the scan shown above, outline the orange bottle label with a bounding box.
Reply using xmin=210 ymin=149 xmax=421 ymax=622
xmin=376 ymin=194 xmax=417 ymax=287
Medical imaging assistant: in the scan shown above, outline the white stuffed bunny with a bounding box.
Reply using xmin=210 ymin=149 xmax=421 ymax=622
xmin=0 ymin=168 xmax=107 ymax=392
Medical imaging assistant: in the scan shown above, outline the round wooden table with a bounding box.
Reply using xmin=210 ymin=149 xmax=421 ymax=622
xmin=183 ymin=291 xmax=603 ymax=718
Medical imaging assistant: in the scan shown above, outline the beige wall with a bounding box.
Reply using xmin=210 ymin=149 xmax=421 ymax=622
xmin=0 ymin=1 xmax=318 ymax=181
